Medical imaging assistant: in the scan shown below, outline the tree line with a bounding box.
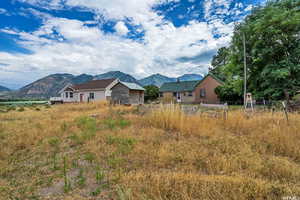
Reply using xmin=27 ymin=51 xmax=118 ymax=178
xmin=211 ymin=0 xmax=300 ymax=102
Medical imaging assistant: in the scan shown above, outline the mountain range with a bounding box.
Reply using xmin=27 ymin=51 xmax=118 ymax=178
xmin=1 ymin=71 xmax=203 ymax=99
xmin=93 ymin=71 xmax=139 ymax=84
xmin=139 ymin=73 xmax=203 ymax=87
xmin=0 ymin=85 xmax=11 ymax=92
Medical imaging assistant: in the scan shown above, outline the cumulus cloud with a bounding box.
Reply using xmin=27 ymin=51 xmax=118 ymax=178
xmin=0 ymin=0 xmax=259 ymax=87
xmin=114 ymin=21 xmax=129 ymax=35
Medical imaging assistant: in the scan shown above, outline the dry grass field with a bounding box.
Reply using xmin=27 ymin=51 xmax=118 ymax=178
xmin=1 ymin=102 xmax=300 ymax=200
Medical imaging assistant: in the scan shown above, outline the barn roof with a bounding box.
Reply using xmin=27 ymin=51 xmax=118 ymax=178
xmin=120 ymin=81 xmax=145 ymax=91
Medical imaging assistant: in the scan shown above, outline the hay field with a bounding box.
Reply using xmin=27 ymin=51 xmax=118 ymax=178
xmin=1 ymin=102 xmax=300 ymax=200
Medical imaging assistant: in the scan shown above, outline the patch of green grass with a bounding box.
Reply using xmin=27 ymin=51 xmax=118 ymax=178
xmin=90 ymin=187 xmax=102 ymax=196
xmin=103 ymin=118 xmax=118 ymax=130
xmin=48 ymin=137 xmax=60 ymax=148
xmin=116 ymin=185 xmax=132 ymax=200
xmin=71 ymin=158 xmax=79 ymax=168
xmin=84 ymin=152 xmax=96 ymax=163
xmin=69 ymin=133 xmax=84 ymax=145
xmin=70 ymin=116 xmax=99 ymax=144
xmin=107 ymin=154 xmax=124 ymax=169
xmin=76 ymin=168 xmax=86 ymax=188
xmin=63 ymin=156 xmax=71 ymax=193
xmin=81 ymin=130 xmax=96 ymax=140
xmin=51 ymin=153 xmax=59 ymax=171
xmin=118 ymin=119 xmax=131 ymax=129
xmin=95 ymin=167 xmax=105 ymax=184
xmin=103 ymin=118 xmax=131 ymax=130
xmin=76 ymin=116 xmax=97 ymax=133
xmin=69 ymin=131 xmax=96 ymax=146
xmin=106 ymin=135 xmax=137 ymax=154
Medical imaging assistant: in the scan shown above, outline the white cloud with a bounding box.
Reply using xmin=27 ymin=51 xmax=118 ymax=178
xmin=245 ymin=5 xmax=253 ymax=12
xmin=0 ymin=8 xmax=10 ymax=16
xmin=1 ymin=0 xmax=258 ymax=86
xmin=114 ymin=21 xmax=129 ymax=35
xmin=0 ymin=16 xmax=229 ymax=81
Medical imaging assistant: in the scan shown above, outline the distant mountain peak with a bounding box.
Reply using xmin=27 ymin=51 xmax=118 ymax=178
xmin=139 ymin=74 xmax=176 ymax=87
xmin=71 ymin=74 xmax=93 ymax=84
xmin=139 ymin=73 xmax=203 ymax=87
xmin=93 ymin=71 xmax=139 ymax=84
xmin=178 ymin=74 xmax=203 ymax=81
xmin=0 ymin=85 xmax=11 ymax=92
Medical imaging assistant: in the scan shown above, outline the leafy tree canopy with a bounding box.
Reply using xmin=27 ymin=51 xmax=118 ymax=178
xmin=211 ymin=0 xmax=300 ymax=101
xmin=144 ymin=85 xmax=159 ymax=102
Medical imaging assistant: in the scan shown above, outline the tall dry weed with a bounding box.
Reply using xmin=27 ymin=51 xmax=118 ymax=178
xmin=1 ymin=102 xmax=300 ymax=199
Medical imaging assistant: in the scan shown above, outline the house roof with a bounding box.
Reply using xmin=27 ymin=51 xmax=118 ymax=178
xmin=192 ymin=73 xmax=224 ymax=88
xmin=159 ymin=73 xmax=224 ymax=93
xmin=159 ymin=80 xmax=200 ymax=92
xmin=120 ymin=81 xmax=145 ymax=91
xmin=206 ymin=73 xmax=224 ymax=85
xmin=72 ymin=78 xmax=116 ymax=90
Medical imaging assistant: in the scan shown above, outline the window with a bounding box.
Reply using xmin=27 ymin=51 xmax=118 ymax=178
xmin=65 ymin=92 xmax=69 ymax=98
xmin=188 ymin=92 xmax=193 ymax=97
xmin=70 ymin=92 xmax=73 ymax=98
xmin=159 ymin=92 xmax=163 ymax=97
xmin=200 ymin=88 xmax=206 ymax=97
xmin=173 ymin=92 xmax=177 ymax=97
xmin=89 ymin=92 xmax=95 ymax=99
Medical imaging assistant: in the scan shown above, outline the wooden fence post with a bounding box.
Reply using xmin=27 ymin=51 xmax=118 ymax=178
xmin=223 ymin=103 xmax=228 ymax=120
xmin=282 ymin=101 xmax=289 ymax=124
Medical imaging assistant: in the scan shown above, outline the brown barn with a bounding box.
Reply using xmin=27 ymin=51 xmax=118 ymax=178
xmin=159 ymin=74 xmax=223 ymax=104
xmin=110 ymin=81 xmax=145 ymax=105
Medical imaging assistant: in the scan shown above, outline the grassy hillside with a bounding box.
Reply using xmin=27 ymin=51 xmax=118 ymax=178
xmin=1 ymin=103 xmax=300 ymax=199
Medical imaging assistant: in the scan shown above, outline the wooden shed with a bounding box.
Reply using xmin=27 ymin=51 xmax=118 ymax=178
xmin=110 ymin=81 xmax=145 ymax=105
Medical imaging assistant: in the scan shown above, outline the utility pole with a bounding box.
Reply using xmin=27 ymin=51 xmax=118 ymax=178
xmin=243 ymin=32 xmax=247 ymax=108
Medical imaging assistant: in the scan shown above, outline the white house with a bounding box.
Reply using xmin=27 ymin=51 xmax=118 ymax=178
xmin=57 ymin=78 xmax=118 ymax=103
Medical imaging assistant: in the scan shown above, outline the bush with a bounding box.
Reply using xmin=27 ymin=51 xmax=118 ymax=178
xmin=144 ymin=85 xmax=159 ymax=102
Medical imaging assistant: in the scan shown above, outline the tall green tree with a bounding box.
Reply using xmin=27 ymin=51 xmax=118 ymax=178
xmin=212 ymin=0 xmax=300 ymax=100
xmin=210 ymin=47 xmax=230 ymax=81
xmin=144 ymin=85 xmax=159 ymax=102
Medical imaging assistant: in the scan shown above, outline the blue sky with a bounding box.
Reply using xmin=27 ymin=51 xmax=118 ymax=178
xmin=0 ymin=0 xmax=264 ymax=89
